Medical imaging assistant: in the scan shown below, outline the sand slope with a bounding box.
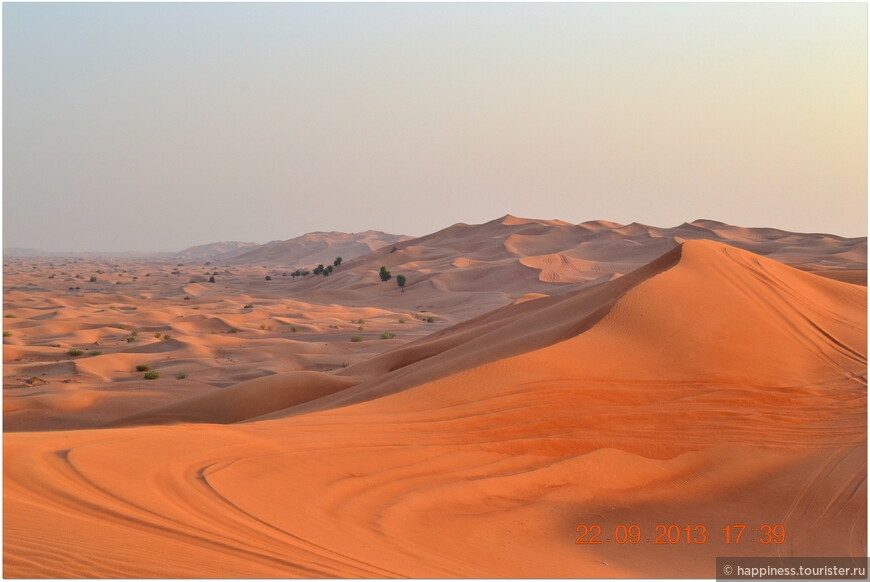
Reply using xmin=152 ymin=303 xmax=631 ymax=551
xmin=5 ymin=238 xmax=865 ymax=578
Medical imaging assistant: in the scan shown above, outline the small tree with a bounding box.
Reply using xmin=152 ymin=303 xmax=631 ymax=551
xmin=379 ymin=266 xmax=391 ymax=282
xmin=313 ymin=264 xmax=324 ymax=275
xmin=265 ymin=275 xmax=272 ymax=281
xmin=209 ymin=275 xmax=216 ymax=283
xmin=334 ymin=257 xmax=342 ymax=267
xmin=396 ymin=274 xmax=406 ymax=292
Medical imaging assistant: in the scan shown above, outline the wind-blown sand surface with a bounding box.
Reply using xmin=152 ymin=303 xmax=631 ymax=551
xmin=4 ymin=218 xmax=867 ymax=578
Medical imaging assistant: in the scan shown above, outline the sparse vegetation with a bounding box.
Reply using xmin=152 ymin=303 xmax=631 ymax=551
xmin=175 ymin=372 xmax=188 ymax=380
xmin=3 ymin=331 xmax=11 ymax=338
xmin=229 ymin=327 xmax=240 ymax=333
xmin=379 ymin=266 xmax=392 ymax=282
xmin=163 ymin=334 xmax=172 ymax=340
xmin=126 ymin=336 xmax=136 ymax=343
xmin=136 ymin=365 xmax=150 ymax=372
xmin=381 ymin=331 xmax=396 ymax=340
xmin=351 ymin=335 xmax=363 ymax=342
xmin=4 ymin=314 xmax=15 ymax=318
xmin=155 ymin=332 xmax=162 ymax=338
xmin=89 ymin=350 xmax=103 ymax=356
xmin=398 ymin=318 xmax=405 ymax=323
xmin=291 ymin=326 xmax=298 ymax=332
xmin=143 ymin=371 xmax=159 ymax=380
xmin=67 ymin=348 xmax=83 ymax=356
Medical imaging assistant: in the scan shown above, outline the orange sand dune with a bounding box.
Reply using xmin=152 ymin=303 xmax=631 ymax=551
xmin=4 ymin=235 xmax=865 ymax=578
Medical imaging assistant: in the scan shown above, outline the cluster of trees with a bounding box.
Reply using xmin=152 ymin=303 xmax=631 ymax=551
xmin=379 ymin=266 xmax=407 ymax=292
xmin=289 ymin=257 xmax=342 ymax=279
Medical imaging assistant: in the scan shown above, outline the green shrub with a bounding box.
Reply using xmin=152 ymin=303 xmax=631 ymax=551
xmin=155 ymin=332 xmax=162 ymax=338
xmin=175 ymin=372 xmax=188 ymax=380
xmin=3 ymin=314 xmax=15 ymax=318
xmin=126 ymin=336 xmax=136 ymax=343
xmin=143 ymin=371 xmax=159 ymax=380
xmin=131 ymin=330 xmax=138 ymax=336
xmin=379 ymin=266 xmax=391 ymax=282
xmin=136 ymin=365 xmax=150 ymax=372
xmin=351 ymin=335 xmax=363 ymax=342
xmin=380 ymin=331 xmax=396 ymax=340
xmin=162 ymin=334 xmax=172 ymax=340
xmin=67 ymin=348 xmax=83 ymax=356
xmin=2 ymin=331 xmax=11 ymax=338
xmin=398 ymin=318 xmax=405 ymax=323
xmin=209 ymin=276 xmax=216 ymax=283
xmin=89 ymin=351 xmax=103 ymax=356
xmin=265 ymin=275 xmax=272 ymax=281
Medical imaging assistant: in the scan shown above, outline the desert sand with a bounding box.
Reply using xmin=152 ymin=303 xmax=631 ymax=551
xmin=4 ymin=216 xmax=866 ymax=578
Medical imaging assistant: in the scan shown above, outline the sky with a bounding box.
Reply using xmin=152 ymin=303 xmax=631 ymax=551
xmin=3 ymin=2 xmax=867 ymax=252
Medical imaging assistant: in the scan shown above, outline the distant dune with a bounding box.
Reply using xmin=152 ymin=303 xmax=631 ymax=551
xmin=228 ymin=230 xmax=412 ymax=267
xmin=172 ymin=241 xmax=261 ymax=261
xmin=3 ymin=216 xmax=866 ymax=578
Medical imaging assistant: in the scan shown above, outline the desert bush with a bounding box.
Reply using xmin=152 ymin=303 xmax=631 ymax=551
xmin=334 ymin=257 xmax=342 ymax=266
xmin=126 ymin=336 xmax=136 ymax=343
xmin=143 ymin=371 xmax=159 ymax=380
xmin=265 ymin=275 xmax=272 ymax=281
xmin=184 ymin=296 xmax=191 ymax=300
xmin=379 ymin=266 xmax=391 ymax=282
xmin=291 ymin=326 xmax=298 ymax=332
xmin=89 ymin=350 xmax=103 ymax=356
xmin=163 ymin=334 xmax=172 ymax=340
xmin=244 ymin=304 xmax=253 ymax=309
xmin=192 ymin=306 xmax=200 ymax=310
xmin=3 ymin=331 xmax=11 ymax=338
xmin=131 ymin=330 xmax=139 ymax=336
xmin=351 ymin=335 xmax=363 ymax=342
xmin=89 ymin=275 xmax=97 ymax=282
xmin=155 ymin=332 xmax=162 ymax=338
xmin=229 ymin=327 xmax=240 ymax=333
xmin=426 ymin=317 xmax=435 ymax=323
xmin=175 ymin=372 xmax=188 ymax=380
xmin=209 ymin=276 xmax=216 ymax=283
xmin=136 ymin=365 xmax=150 ymax=372
xmin=381 ymin=331 xmax=396 ymax=340
xmin=398 ymin=318 xmax=405 ymax=323
xmin=67 ymin=348 xmax=83 ymax=356
xmin=358 ymin=326 xmax=364 ymax=331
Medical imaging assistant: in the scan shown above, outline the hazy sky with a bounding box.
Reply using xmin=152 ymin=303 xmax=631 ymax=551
xmin=4 ymin=2 xmax=867 ymax=252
